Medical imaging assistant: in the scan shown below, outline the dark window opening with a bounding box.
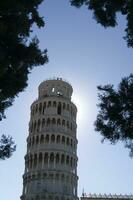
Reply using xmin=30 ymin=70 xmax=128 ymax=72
xmin=57 ymin=104 xmax=61 ymax=115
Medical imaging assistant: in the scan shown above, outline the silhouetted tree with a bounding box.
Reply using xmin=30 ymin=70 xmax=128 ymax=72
xmin=95 ymin=74 xmax=133 ymax=156
xmin=70 ymin=0 xmax=133 ymax=47
xmin=0 ymin=135 xmax=16 ymax=160
xmin=0 ymin=0 xmax=48 ymax=159
xmin=0 ymin=0 xmax=48 ymax=120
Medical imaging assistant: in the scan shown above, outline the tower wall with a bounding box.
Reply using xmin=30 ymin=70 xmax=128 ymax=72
xmin=21 ymin=78 xmax=78 ymax=200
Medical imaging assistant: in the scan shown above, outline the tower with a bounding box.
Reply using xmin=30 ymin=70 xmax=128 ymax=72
xmin=21 ymin=78 xmax=78 ymax=200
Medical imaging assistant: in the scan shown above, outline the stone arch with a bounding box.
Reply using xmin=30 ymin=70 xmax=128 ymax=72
xmin=31 ymin=122 xmax=33 ymax=133
xmin=70 ymin=139 xmax=73 ymax=147
xmin=73 ymin=159 xmax=76 ymax=168
xmin=34 ymin=121 xmax=37 ymax=132
xmin=25 ymin=155 xmax=28 ymax=164
xmin=43 ymin=102 xmax=46 ymax=114
xmin=53 ymin=101 xmax=57 ymax=107
xmin=55 ymin=173 xmax=59 ymax=180
xmin=51 ymin=134 xmax=55 ymax=143
xmin=66 ymin=175 xmax=70 ymax=182
xmin=42 ymin=118 xmax=45 ymax=128
xmin=35 ymin=104 xmax=38 ymax=113
xmin=73 ymin=141 xmax=76 ymax=149
xmin=56 ymin=135 xmax=60 ymax=143
xmin=34 ymin=106 xmax=36 ymax=114
xmin=38 ymin=152 xmax=43 ymax=167
xmin=34 ymin=154 xmax=37 ymax=168
xmin=49 ymin=173 xmax=54 ymax=179
xmin=52 ymin=118 xmax=56 ymax=125
xmin=36 ymin=135 xmax=39 ymax=145
xmin=39 ymin=103 xmax=42 ymax=114
xmin=57 ymin=118 xmax=61 ymax=125
xmin=30 ymin=138 xmax=32 ymax=147
xmin=48 ymin=195 xmax=53 ymax=200
xmin=31 ymin=107 xmax=34 ymax=116
xmin=73 ymin=125 xmax=76 ymax=132
xmin=28 ymin=174 xmax=31 ymax=180
xmin=30 ymin=155 xmax=33 ymax=169
xmin=61 ymin=154 xmax=65 ymax=164
xmin=27 ymin=139 xmax=29 ymax=148
xmin=33 ymin=106 xmax=36 ymax=114
xmin=61 ymin=174 xmax=65 ymax=181
xmin=32 ymin=174 xmax=36 ymax=180
xmin=66 ymin=155 xmax=69 ymax=165
xmin=40 ymin=135 xmax=44 ymax=144
xmin=72 ymin=109 xmax=75 ymax=119
xmin=28 ymin=138 xmax=31 ymax=147
xmin=37 ymin=119 xmax=41 ymax=132
xmin=50 ymin=153 xmax=54 ymax=163
xmin=42 ymin=195 xmax=46 ymax=200
xmin=30 ymin=138 xmax=33 ymax=146
xmin=57 ymin=102 xmax=62 ymax=115
xmin=70 ymin=176 xmax=73 ymax=183
xmin=67 ymin=104 xmax=69 ymax=111
xmin=45 ymin=134 xmax=49 ymax=143
xmin=70 ymin=157 xmax=73 ymax=167
xmin=70 ymin=123 xmax=72 ymax=130
xmin=66 ymin=137 xmax=70 ymax=146
xmin=32 ymin=136 xmax=35 ymax=146
xmin=55 ymin=196 xmax=59 ymax=200
xmin=67 ymin=121 xmax=69 ymax=128
xmin=48 ymin=101 xmax=51 ymax=107
xmin=43 ymin=172 xmax=47 ymax=178
xmin=56 ymin=153 xmax=60 ymax=164
xmin=61 ymin=136 xmax=65 ymax=144
xmin=63 ymin=102 xmax=66 ymax=110
xmin=44 ymin=153 xmax=48 ymax=164
xmin=62 ymin=119 xmax=65 ymax=126
xmin=35 ymin=195 xmax=40 ymax=200
xmin=37 ymin=172 xmax=41 ymax=179
xmin=47 ymin=118 xmax=50 ymax=126
xmin=27 ymin=156 xmax=30 ymax=170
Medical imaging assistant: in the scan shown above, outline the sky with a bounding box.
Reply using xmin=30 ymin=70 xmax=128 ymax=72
xmin=0 ymin=0 xmax=133 ymax=199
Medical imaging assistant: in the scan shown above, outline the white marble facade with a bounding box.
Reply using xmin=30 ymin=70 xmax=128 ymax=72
xmin=21 ymin=78 xmax=78 ymax=200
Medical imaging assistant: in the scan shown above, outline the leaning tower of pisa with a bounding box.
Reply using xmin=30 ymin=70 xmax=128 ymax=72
xmin=21 ymin=78 xmax=78 ymax=200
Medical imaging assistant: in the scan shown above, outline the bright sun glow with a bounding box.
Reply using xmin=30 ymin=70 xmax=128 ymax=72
xmin=72 ymin=94 xmax=90 ymax=124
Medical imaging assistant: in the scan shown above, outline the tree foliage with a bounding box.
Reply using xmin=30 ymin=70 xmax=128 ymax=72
xmin=70 ymin=0 xmax=133 ymax=47
xmin=95 ymin=74 xmax=133 ymax=156
xmin=0 ymin=0 xmax=48 ymax=121
xmin=0 ymin=0 xmax=48 ymax=159
xmin=0 ymin=135 xmax=16 ymax=160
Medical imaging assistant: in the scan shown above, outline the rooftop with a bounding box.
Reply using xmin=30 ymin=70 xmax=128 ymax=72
xmin=81 ymin=194 xmax=133 ymax=199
